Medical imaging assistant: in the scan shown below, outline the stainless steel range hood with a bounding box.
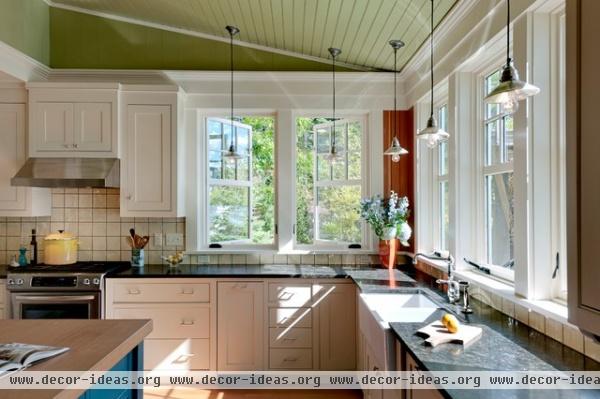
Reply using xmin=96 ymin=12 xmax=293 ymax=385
xmin=11 ymin=158 xmax=120 ymax=188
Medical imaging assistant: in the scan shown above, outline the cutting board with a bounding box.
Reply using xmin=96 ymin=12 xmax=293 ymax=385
xmin=417 ymin=321 xmax=482 ymax=347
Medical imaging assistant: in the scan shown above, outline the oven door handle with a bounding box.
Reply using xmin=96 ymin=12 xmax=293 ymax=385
xmin=13 ymin=295 xmax=97 ymax=302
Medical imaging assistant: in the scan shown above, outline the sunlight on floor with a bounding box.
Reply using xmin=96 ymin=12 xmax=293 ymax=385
xmin=144 ymin=388 xmax=363 ymax=399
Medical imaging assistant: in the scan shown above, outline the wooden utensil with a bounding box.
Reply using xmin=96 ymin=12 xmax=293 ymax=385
xmin=126 ymin=236 xmax=135 ymax=249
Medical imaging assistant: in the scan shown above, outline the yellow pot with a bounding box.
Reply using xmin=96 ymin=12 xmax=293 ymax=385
xmin=44 ymin=231 xmax=78 ymax=265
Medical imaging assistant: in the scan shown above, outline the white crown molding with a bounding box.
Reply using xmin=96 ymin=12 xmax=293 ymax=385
xmin=44 ymin=0 xmax=371 ymax=72
xmin=0 ymin=40 xmax=50 ymax=82
xmin=164 ymin=70 xmax=396 ymax=83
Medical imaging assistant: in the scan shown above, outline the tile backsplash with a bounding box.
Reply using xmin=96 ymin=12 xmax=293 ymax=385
xmin=0 ymin=188 xmax=185 ymax=265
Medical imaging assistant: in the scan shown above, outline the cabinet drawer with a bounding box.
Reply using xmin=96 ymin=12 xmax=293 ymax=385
xmin=269 ymin=307 xmax=312 ymax=328
xmin=144 ymin=339 xmax=210 ymax=371
xmin=112 ymin=282 xmax=210 ymax=303
xmin=112 ymin=305 xmax=209 ymax=339
xmin=268 ymin=283 xmax=312 ymax=307
xmin=269 ymin=348 xmax=312 ymax=369
xmin=269 ymin=328 xmax=312 ymax=348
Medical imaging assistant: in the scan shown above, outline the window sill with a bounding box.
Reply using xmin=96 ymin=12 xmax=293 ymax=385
xmin=419 ymin=257 xmax=570 ymax=326
xmin=185 ymin=249 xmax=378 ymax=256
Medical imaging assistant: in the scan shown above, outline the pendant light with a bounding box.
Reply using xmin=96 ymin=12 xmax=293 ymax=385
xmin=484 ymin=0 xmax=539 ymax=114
xmin=384 ymin=39 xmax=409 ymax=163
xmin=223 ymin=25 xmax=244 ymax=162
xmin=417 ymin=0 xmax=449 ymax=149
xmin=323 ymin=47 xmax=344 ymax=165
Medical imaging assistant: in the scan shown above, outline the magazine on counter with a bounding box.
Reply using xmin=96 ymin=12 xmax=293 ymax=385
xmin=0 ymin=343 xmax=69 ymax=373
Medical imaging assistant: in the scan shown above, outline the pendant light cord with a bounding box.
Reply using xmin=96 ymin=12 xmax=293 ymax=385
xmin=506 ymin=0 xmax=511 ymax=65
xmin=230 ymin=29 xmax=234 ymax=145
xmin=429 ymin=0 xmax=434 ymax=118
xmin=393 ymin=46 xmax=397 ymax=139
xmin=332 ymin=52 xmax=336 ymax=148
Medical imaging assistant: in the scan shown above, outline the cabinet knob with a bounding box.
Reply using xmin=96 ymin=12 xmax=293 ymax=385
xmin=72 ymin=143 xmax=78 ymax=148
xmin=126 ymin=195 xmax=132 ymax=200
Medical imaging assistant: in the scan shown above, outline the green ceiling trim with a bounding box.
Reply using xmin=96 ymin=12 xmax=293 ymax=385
xmin=0 ymin=0 xmax=50 ymax=65
xmin=49 ymin=7 xmax=356 ymax=71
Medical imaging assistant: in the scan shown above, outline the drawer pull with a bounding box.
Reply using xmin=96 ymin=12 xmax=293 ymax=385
xmin=278 ymin=291 xmax=295 ymax=300
xmin=174 ymin=354 xmax=195 ymax=363
xmin=282 ymin=338 xmax=297 ymax=341
xmin=180 ymin=320 xmax=195 ymax=326
xmin=180 ymin=289 xmax=195 ymax=295
xmin=128 ymin=289 xmax=141 ymax=295
xmin=283 ymin=357 xmax=298 ymax=362
xmin=373 ymin=366 xmax=380 ymax=371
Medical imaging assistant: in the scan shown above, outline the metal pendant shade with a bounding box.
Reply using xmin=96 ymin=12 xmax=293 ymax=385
xmin=384 ymin=39 xmax=409 ymax=162
xmin=325 ymin=47 xmax=344 ymax=165
xmin=223 ymin=25 xmax=244 ymax=162
xmin=483 ymin=0 xmax=540 ymax=113
xmin=417 ymin=0 xmax=449 ymax=148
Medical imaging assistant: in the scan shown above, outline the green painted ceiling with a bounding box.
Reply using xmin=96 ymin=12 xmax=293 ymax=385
xmin=48 ymin=0 xmax=457 ymax=71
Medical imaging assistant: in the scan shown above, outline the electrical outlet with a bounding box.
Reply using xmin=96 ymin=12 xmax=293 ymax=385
xmin=153 ymin=233 xmax=162 ymax=247
xmin=166 ymin=233 xmax=183 ymax=246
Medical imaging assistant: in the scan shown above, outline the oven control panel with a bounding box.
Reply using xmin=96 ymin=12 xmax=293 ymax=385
xmin=6 ymin=274 xmax=103 ymax=291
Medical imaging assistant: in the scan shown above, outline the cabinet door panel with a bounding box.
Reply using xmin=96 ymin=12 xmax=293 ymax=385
xmin=144 ymin=339 xmax=210 ymax=371
xmin=316 ymin=283 xmax=357 ymax=370
xmin=0 ymin=104 xmax=26 ymax=210
xmin=74 ymin=102 xmax=112 ymax=152
xmin=34 ymin=102 xmax=73 ymax=151
xmin=125 ymin=105 xmax=171 ymax=212
xmin=217 ymin=282 xmax=264 ymax=370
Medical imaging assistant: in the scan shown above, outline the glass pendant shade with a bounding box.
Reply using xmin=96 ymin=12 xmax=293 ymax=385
xmin=384 ymin=137 xmax=409 ymax=163
xmin=223 ymin=143 xmax=244 ymax=162
xmin=484 ymin=61 xmax=540 ymax=114
xmin=417 ymin=115 xmax=449 ymax=149
xmin=323 ymin=145 xmax=344 ymax=164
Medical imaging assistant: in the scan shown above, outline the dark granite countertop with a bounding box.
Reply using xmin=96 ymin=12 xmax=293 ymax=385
xmin=2 ymin=262 xmax=598 ymax=398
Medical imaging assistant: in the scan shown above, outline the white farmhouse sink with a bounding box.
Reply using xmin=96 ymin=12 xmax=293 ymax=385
xmin=358 ymin=292 xmax=441 ymax=371
xmin=359 ymin=293 xmax=439 ymax=325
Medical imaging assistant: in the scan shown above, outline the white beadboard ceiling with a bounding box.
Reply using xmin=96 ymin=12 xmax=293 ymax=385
xmin=48 ymin=0 xmax=458 ymax=71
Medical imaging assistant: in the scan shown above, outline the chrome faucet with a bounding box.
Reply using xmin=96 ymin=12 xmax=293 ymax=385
xmin=413 ymin=252 xmax=460 ymax=304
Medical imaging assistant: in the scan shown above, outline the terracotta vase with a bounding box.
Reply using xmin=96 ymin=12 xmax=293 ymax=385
xmin=378 ymin=239 xmax=398 ymax=269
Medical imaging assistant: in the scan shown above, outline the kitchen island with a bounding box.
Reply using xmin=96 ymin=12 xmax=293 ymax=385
xmin=0 ymin=319 xmax=152 ymax=399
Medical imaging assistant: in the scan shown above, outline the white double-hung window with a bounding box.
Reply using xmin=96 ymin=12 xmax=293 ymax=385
xmin=435 ymin=104 xmax=449 ymax=251
xmin=205 ymin=116 xmax=276 ymax=248
xmin=295 ymin=116 xmax=367 ymax=249
xmin=481 ymin=69 xmax=515 ymax=281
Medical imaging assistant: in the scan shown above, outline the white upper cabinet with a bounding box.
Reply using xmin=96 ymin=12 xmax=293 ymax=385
xmin=0 ymin=101 xmax=50 ymax=216
xmin=27 ymin=84 xmax=118 ymax=157
xmin=119 ymin=89 xmax=185 ymax=217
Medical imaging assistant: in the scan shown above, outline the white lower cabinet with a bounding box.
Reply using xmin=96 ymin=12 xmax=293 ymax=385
xmin=217 ymin=282 xmax=265 ymax=370
xmin=105 ymin=279 xmax=215 ymax=371
xmin=314 ymin=283 xmax=357 ymax=370
xmin=105 ymin=278 xmax=357 ymax=372
xmin=395 ymin=340 xmax=444 ymax=399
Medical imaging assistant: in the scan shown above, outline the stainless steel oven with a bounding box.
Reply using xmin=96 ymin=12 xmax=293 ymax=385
xmin=10 ymin=291 xmax=100 ymax=319
xmin=6 ymin=262 xmax=129 ymax=320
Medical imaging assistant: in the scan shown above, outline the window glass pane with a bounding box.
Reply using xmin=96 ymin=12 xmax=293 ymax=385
xmin=504 ymin=115 xmax=514 ymax=163
xmin=348 ymin=152 xmax=361 ymax=180
xmin=316 ymin=125 xmax=330 ymax=153
xmin=439 ymin=142 xmax=448 ymax=176
xmin=236 ymin=127 xmax=250 ymax=155
xmin=237 ymin=157 xmax=249 ymax=181
xmin=316 ymin=186 xmax=362 ymax=243
xmin=348 ymin=121 xmax=361 ymax=152
xmin=296 ymin=117 xmax=363 ymax=246
xmin=485 ymin=70 xmax=501 ymax=118
xmin=485 ymin=119 xmax=502 ymax=166
xmin=209 ymin=186 xmax=249 ymax=242
xmin=440 ymin=180 xmax=449 ymax=251
xmin=485 ymin=172 xmax=514 ymax=268
xmin=209 ymin=150 xmax=222 ymax=179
